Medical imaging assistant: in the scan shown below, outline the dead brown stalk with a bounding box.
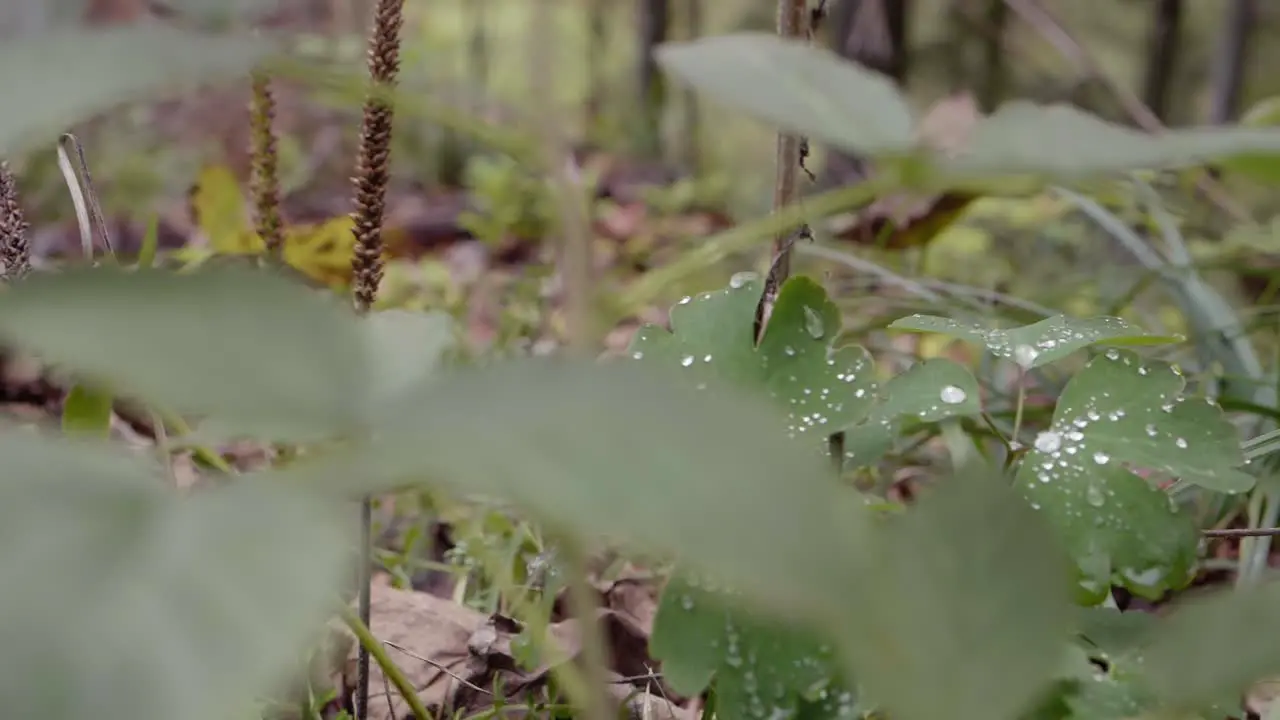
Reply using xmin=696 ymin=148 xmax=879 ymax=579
xmin=754 ymin=0 xmax=823 ymax=343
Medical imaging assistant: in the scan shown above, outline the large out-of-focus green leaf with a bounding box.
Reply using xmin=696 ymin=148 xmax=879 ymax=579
xmin=0 ymin=26 xmax=277 ymax=155
xmin=656 ymin=34 xmax=916 ymax=157
xmin=360 ymin=309 xmax=456 ymax=413
xmin=838 ymin=465 xmax=1074 ymax=720
xmin=282 ymin=358 xmax=867 ymax=621
xmin=945 ymin=102 xmax=1280 ymax=180
xmin=1144 ymin=580 xmax=1280 ymax=711
xmin=0 ymin=265 xmax=364 ymax=441
xmin=656 ymin=36 xmax=1280 ymax=186
xmin=0 ymin=428 xmax=349 ymax=720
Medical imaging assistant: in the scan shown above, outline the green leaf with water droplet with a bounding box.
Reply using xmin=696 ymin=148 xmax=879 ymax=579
xmin=651 ymin=575 xmax=846 ymax=718
xmin=839 ymin=464 xmax=1074 ymax=720
xmin=629 ymin=275 xmax=878 ymax=451
xmin=877 ymin=359 xmax=982 ymax=421
xmin=841 ymin=359 xmax=982 ymax=468
xmin=1061 ymin=650 xmax=1155 ymax=720
xmin=889 ymin=314 xmax=1179 ymax=369
xmin=1014 ymin=350 xmax=1251 ymax=602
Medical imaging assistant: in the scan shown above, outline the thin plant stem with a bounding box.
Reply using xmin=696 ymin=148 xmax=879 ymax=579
xmin=558 ymin=539 xmax=614 ymax=720
xmin=529 ymin=0 xmax=594 ymax=353
xmin=1010 ymin=371 xmax=1027 ymax=447
xmin=755 ymin=0 xmax=811 ymax=340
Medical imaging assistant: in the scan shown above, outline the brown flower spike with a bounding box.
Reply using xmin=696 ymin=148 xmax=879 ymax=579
xmin=350 ymin=2 xmax=405 ymax=719
xmin=0 ymin=162 xmax=31 ymax=281
xmin=349 ymin=0 xmax=404 ymax=312
xmin=249 ymin=69 xmax=284 ymax=258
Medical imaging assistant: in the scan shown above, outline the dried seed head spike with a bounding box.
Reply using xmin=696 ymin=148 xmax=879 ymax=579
xmin=0 ymin=162 xmax=31 ymax=281
xmin=349 ymin=3 xmax=405 ymax=720
xmin=349 ymin=0 xmax=405 ymax=313
xmin=249 ymin=69 xmax=284 ymax=258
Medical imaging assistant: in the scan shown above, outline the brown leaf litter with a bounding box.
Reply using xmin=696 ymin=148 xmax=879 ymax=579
xmin=330 ymin=579 xmax=693 ymax=720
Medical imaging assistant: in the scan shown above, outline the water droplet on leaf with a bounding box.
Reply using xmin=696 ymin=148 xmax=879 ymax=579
xmin=1085 ymin=484 xmax=1106 ymax=507
xmin=1014 ymin=344 xmax=1040 ymax=367
xmin=1034 ymin=431 xmax=1062 ymax=453
xmin=939 ymin=385 xmax=967 ymax=405
xmin=803 ymin=306 xmax=825 ymax=339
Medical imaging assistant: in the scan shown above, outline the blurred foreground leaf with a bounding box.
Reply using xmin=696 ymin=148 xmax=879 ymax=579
xmin=0 ymin=429 xmax=348 ymax=720
xmin=0 ymin=265 xmax=364 ymax=441
xmin=839 ymin=466 xmax=1074 ymax=720
xmin=284 ymin=358 xmax=866 ymax=620
xmin=1144 ymin=581 xmax=1280 ymax=712
xmin=0 ymin=26 xmax=276 ymax=155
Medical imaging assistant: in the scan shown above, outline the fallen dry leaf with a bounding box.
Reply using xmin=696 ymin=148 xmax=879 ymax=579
xmin=337 ymin=583 xmax=692 ymax=720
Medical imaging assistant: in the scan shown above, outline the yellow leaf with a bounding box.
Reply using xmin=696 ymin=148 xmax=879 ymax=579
xmin=190 ymin=164 xmax=251 ymax=253
xmin=282 ymin=217 xmax=359 ymax=290
xmin=184 ymin=165 xmax=409 ymax=292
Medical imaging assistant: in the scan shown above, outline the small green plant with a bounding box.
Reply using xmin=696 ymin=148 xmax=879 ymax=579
xmin=457 ymin=153 xmax=564 ymax=245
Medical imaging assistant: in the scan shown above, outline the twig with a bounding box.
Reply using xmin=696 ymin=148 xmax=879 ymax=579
xmin=754 ymin=0 xmax=822 ymax=343
xmin=383 ymin=640 xmax=492 ymax=695
xmin=1204 ymin=527 xmax=1280 ymax=539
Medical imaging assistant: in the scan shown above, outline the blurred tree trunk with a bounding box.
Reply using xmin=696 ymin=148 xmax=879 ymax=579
xmin=1207 ymin=0 xmax=1255 ymax=124
xmin=1141 ymin=0 xmax=1183 ymax=121
xmin=637 ymin=0 xmax=670 ymax=158
xmin=829 ymin=0 xmax=910 ymax=82
xmin=976 ymin=0 xmax=1007 ymax=111
xmin=585 ymin=0 xmax=608 ymax=141
xmin=819 ymin=0 xmax=910 ymax=191
xmin=680 ymin=0 xmax=703 ymax=172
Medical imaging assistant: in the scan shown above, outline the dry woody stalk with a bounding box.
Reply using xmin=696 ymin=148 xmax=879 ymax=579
xmin=249 ymin=70 xmax=284 ymax=258
xmin=0 ymin=162 xmax=31 ymax=281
